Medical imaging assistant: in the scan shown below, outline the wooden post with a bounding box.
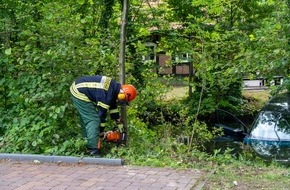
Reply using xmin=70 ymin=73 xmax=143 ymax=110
xmin=119 ymin=0 xmax=129 ymax=141
xmin=189 ymin=62 xmax=193 ymax=96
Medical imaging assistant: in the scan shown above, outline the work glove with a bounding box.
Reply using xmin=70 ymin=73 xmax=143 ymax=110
xmin=115 ymin=118 xmax=122 ymax=124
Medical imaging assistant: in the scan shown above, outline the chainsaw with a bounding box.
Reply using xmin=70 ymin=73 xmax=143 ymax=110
xmin=98 ymin=126 xmax=127 ymax=149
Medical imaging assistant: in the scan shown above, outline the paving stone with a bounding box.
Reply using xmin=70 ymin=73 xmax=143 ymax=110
xmin=0 ymin=159 xmax=206 ymax=190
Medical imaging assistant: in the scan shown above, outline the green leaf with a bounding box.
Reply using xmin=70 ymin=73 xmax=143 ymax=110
xmin=5 ymin=48 xmax=11 ymax=55
xmin=53 ymin=134 xmax=60 ymax=139
xmin=137 ymin=28 xmax=150 ymax=37
xmin=19 ymin=59 xmax=24 ymax=65
xmin=45 ymin=13 xmax=52 ymax=20
xmin=60 ymin=105 xmax=66 ymax=112
xmin=52 ymin=114 xmax=58 ymax=119
xmin=55 ymin=107 xmax=60 ymax=114
xmin=0 ymin=78 xmax=5 ymax=86
xmin=32 ymin=141 xmax=38 ymax=147
xmin=249 ymin=34 xmax=255 ymax=41
xmin=275 ymin=23 xmax=282 ymax=30
xmin=20 ymin=118 xmax=29 ymax=127
xmin=77 ymin=0 xmax=85 ymax=5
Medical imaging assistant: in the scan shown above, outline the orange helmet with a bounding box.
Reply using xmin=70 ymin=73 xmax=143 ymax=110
xmin=121 ymin=84 xmax=137 ymax=102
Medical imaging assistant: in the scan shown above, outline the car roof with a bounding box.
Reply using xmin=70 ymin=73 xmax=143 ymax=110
xmin=261 ymin=92 xmax=290 ymax=114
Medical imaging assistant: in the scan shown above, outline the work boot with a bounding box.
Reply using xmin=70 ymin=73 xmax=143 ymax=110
xmin=87 ymin=148 xmax=101 ymax=158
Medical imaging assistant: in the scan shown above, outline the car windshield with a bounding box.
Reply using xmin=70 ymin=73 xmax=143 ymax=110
xmin=250 ymin=111 xmax=290 ymax=141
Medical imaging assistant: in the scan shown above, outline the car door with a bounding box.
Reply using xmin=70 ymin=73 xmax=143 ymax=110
xmin=214 ymin=109 xmax=248 ymax=143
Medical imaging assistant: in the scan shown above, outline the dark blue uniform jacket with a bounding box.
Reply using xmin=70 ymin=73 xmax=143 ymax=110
xmin=70 ymin=75 xmax=121 ymax=125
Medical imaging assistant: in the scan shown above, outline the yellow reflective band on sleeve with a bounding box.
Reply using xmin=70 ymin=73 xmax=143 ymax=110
xmin=75 ymin=82 xmax=102 ymax=89
xmin=70 ymin=82 xmax=91 ymax=102
xmin=97 ymin=101 xmax=110 ymax=110
xmin=75 ymin=76 xmax=111 ymax=91
xmin=109 ymin=108 xmax=119 ymax=114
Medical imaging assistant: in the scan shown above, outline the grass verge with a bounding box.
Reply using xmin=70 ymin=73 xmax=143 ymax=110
xmin=203 ymin=161 xmax=290 ymax=190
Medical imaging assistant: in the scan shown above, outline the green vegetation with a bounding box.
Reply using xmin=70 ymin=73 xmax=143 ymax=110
xmin=0 ymin=1 xmax=289 ymax=188
xmin=203 ymin=160 xmax=290 ymax=190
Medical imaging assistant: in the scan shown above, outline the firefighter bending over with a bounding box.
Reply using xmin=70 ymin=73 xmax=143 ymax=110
xmin=70 ymin=75 xmax=136 ymax=157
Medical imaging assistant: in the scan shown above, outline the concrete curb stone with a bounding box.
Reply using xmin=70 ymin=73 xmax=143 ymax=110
xmin=0 ymin=153 xmax=123 ymax=166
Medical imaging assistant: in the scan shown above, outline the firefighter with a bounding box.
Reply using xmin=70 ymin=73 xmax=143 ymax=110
xmin=70 ymin=75 xmax=136 ymax=157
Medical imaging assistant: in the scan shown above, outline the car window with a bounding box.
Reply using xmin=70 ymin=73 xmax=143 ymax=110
xmin=250 ymin=111 xmax=290 ymax=140
xmin=215 ymin=109 xmax=247 ymax=132
xmin=275 ymin=117 xmax=290 ymax=140
xmin=250 ymin=112 xmax=278 ymax=140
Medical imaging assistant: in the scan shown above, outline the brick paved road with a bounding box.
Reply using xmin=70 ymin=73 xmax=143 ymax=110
xmin=0 ymin=160 xmax=206 ymax=190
